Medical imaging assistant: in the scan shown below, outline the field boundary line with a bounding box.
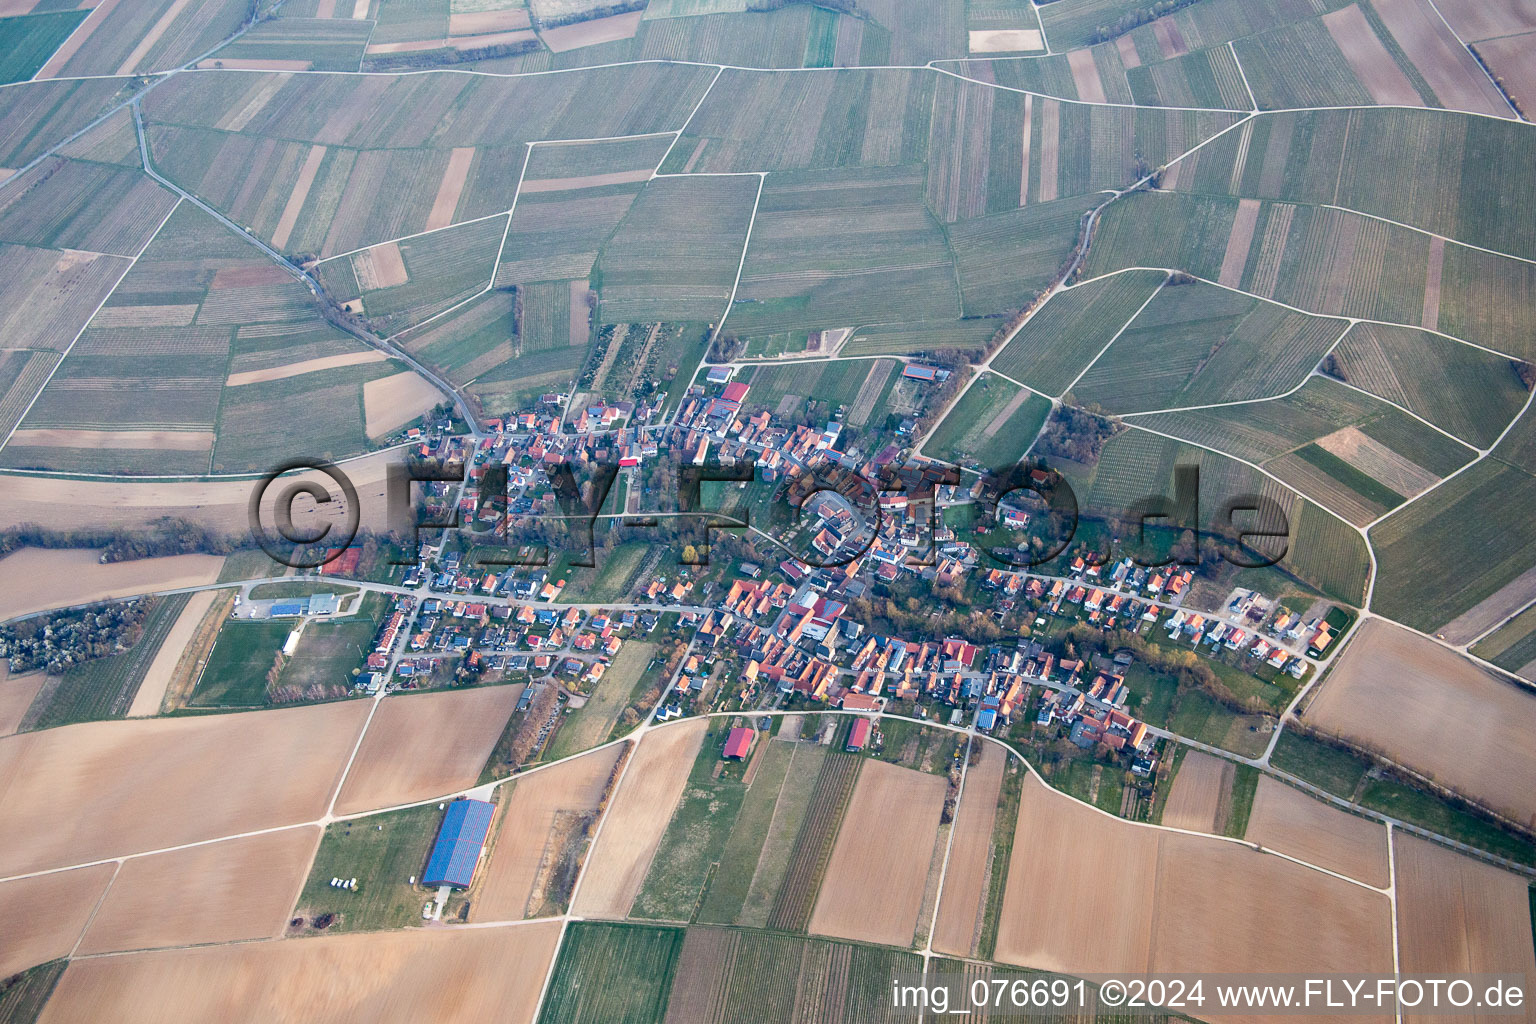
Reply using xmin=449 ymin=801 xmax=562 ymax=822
xmin=920 ymin=730 xmax=973 ymax=967
xmin=1055 ymin=273 xmax=1168 ymax=398
xmin=66 ymin=860 xmax=122 ymax=959
xmin=1418 ymin=0 xmax=1521 ymax=120
xmin=1229 ymin=41 xmax=1258 ymax=112
xmin=1125 ymin=419 xmax=1371 ymax=538
xmin=0 ymin=194 xmax=182 ymax=454
xmin=1318 ymin=204 xmax=1536 ymax=269
xmin=316 ymin=209 xmax=513 ymax=264
xmin=1362 ymin=384 xmax=1536 ymax=530
xmin=1387 ymin=823 xmax=1403 ymax=1024
xmin=651 ymin=64 xmax=723 ymax=179
xmin=1323 ymin=375 xmax=1484 ymax=453
xmin=704 ymin=171 xmax=765 ymax=349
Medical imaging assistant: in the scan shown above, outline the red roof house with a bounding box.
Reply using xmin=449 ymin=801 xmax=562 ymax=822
xmin=846 ymin=717 xmax=872 ymax=751
xmin=722 ymin=727 xmax=755 ymax=760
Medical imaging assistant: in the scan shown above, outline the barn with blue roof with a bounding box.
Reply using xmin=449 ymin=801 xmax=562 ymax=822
xmin=422 ymin=799 xmax=495 ymax=889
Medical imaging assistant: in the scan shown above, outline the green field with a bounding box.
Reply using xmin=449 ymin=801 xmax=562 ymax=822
xmin=1224 ymin=763 xmax=1259 ymax=838
xmin=0 ymin=11 xmax=89 ymax=84
xmin=976 ymin=752 xmax=1025 ymax=960
xmin=540 ymin=922 xmax=683 ymax=1024
xmin=994 ymin=270 xmax=1166 ymax=395
xmin=729 ymin=167 xmax=962 ymax=335
xmin=1469 ymin=604 xmax=1536 ymax=676
xmin=187 ymin=618 xmax=292 ymax=708
xmin=631 ymin=721 xmax=750 ymax=921
xmin=1370 ymin=458 xmax=1536 ymax=631
xmin=842 ymin=318 xmax=1001 ymax=358
xmin=695 ymin=736 xmax=796 ymax=924
xmin=734 ymin=738 xmax=828 ymax=927
xmin=247 ymin=581 xmax=357 ymax=600
xmin=24 ymin=593 xmax=191 ymax=731
xmin=863 ymin=715 xmax=965 ymax=776
xmin=545 ymin=640 xmax=660 ymax=761
xmin=294 ymin=804 xmax=443 ymax=932
xmin=925 ymin=374 xmax=1050 ymax=468
xmin=742 ymin=358 xmax=904 ymax=431
xmin=1167 ymin=689 xmax=1270 ymax=758
xmin=1074 ymin=282 xmax=1344 ymax=413
xmin=0 ymin=959 xmax=66 ymax=1024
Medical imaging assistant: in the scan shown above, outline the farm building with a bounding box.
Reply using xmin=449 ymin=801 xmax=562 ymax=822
xmin=722 ymin=727 xmax=754 ymax=760
xmin=846 ymin=717 xmax=872 ymax=751
xmin=422 ymin=799 xmax=495 ymax=889
xmin=706 ymin=366 xmax=733 ymax=383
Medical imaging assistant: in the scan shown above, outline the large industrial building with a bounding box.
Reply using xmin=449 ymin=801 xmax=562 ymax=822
xmin=422 ymin=799 xmax=495 ymax=889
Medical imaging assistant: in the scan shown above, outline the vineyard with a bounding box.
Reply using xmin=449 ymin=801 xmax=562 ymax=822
xmin=765 ymin=750 xmax=861 ymax=932
xmin=539 ymin=922 xmax=684 ymax=1024
xmin=663 ymin=926 xmax=921 ymax=1024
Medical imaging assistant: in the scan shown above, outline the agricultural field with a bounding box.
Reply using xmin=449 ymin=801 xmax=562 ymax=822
xmin=0 ymin=203 xmax=401 ymax=474
xmin=1158 ymin=749 xmax=1232 ymax=833
xmin=993 ymin=773 xmax=1394 ymax=988
xmin=333 ymin=683 xmax=522 ymax=813
xmin=494 ymin=137 xmax=669 ymax=285
xmin=574 ymin=718 xmax=706 ymax=919
xmin=36 ymin=922 xmax=562 ymax=1024
xmin=595 ymin=174 xmax=757 ymax=325
xmin=201 ymin=16 xmax=375 ymax=72
xmin=1305 ymin=618 xmax=1536 ymax=829
xmin=1329 ymin=322 xmax=1531 ymax=449
xmin=314 ymin=215 xmax=506 ymax=335
xmin=841 ymin=317 xmax=1000 ymax=357
xmin=0 ymin=701 xmax=369 ymax=876
xmin=727 ymin=167 xmax=961 ymax=336
xmin=0 ymin=11 xmax=89 ymax=84
xmin=931 ymin=741 xmax=1005 ymax=957
xmin=474 ymin=744 xmax=623 ymax=921
xmin=663 ymin=925 xmax=921 ymax=1024
xmin=1470 ymin=603 xmax=1536 ymax=683
xmin=0 ymin=863 xmax=116 ymax=981
xmin=1079 ymin=428 xmax=1372 ymax=605
xmin=540 ymin=922 xmax=683 ymax=1024
xmin=925 ymin=373 xmax=1050 ymax=468
xmin=1243 ymin=775 xmax=1389 ymax=886
xmin=992 ymin=269 xmax=1167 ymax=395
xmin=741 ymin=358 xmax=906 ymax=431
xmin=1370 ymin=457 xmax=1536 ymax=632
xmin=700 ymin=735 xmax=830 ymax=928
xmin=78 ymin=827 xmax=322 ymax=954
xmin=1072 ymin=281 xmax=1347 ymax=413
xmin=808 ymin=757 xmax=947 ymax=947
xmin=766 ymin=746 xmax=862 ymax=933
xmin=631 ymin=718 xmax=753 ymax=922
xmin=0 ymin=548 xmax=223 ymax=623
xmin=660 ymin=68 xmax=935 ymax=175
xmin=1134 ymin=375 xmax=1475 ymax=525
xmin=1394 ymin=834 xmax=1536 ymax=989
